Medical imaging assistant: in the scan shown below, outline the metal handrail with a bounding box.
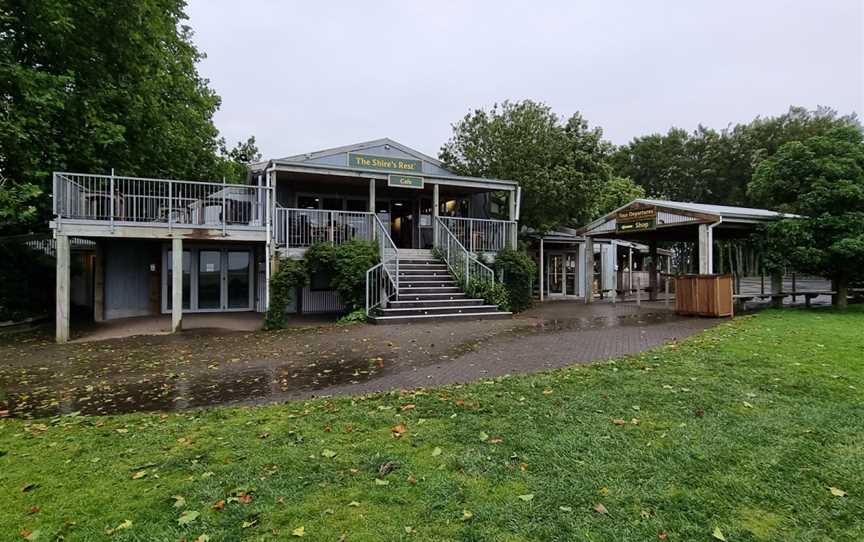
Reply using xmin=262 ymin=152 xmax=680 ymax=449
xmin=438 ymin=216 xmax=516 ymax=253
xmin=272 ymin=207 xmax=374 ymax=247
xmin=365 ymin=214 xmax=399 ymax=315
xmin=434 ymin=217 xmax=495 ymax=285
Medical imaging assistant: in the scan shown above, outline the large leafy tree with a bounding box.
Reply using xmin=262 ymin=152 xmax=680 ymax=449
xmin=612 ymin=106 xmax=860 ymax=206
xmin=439 ymin=100 xmax=613 ymax=232
xmin=0 ymin=0 xmax=249 ymax=233
xmin=748 ymin=126 xmax=864 ymax=308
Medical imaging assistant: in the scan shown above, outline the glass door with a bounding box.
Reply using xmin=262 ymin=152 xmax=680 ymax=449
xmin=564 ymin=252 xmax=578 ymax=296
xmin=546 ymin=253 xmax=564 ymax=297
xmin=227 ymin=251 xmax=251 ymax=309
xmin=198 ymin=250 xmax=222 ymax=309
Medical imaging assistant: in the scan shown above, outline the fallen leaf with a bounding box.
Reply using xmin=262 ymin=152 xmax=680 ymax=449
xmin=829 ymin=486 xmax=848 ymax=497
xmin=612 ymin=419 xmax=626 ymax=426
xmin=131 ymin=470 xmax=147 ymax=480
xmin=401 ymin=404 xmax=416 ymax=411
xmin=348 ymin=501 xmax=361 ymax=507
xmin=542 ymin=389 xmax=553 ymax=395
xmin=743 ymin=401 xmax=753 ymax=408
xmin=374 ymin=478 xmax=390 ymax=486
xmin=559 ymin=506 xmax=572 ymax=512
xmin=212 ymin=499 xmax=225 ymax=510
xmin=391 ymin=424 xmax=407 ymax=436
xmin=321 ymin=449 xmax=337 ymax=459
xmin=479 ymin=431 xmax=489 ymax=442
xmin=173 ymin=495 xmax=186 ymax=509
xmin=21 ymin=483 xmax=39 ymax=493
xmin=712 ymin=526 xmax=727 ymax=541
xmin=20 ymin=528 xmax=41 ymax=541
xmin=178 ymin=510 xmax=200 ymax=525
xmin=194 ymin=535 xmax=211 ymax=542
xmin=105 ymin=519 xmax=132 ymax=535
xmin=239 ymin=494 xmax=253 ymax=504
xmin=658 ymin=532 xmax=668 ymax=540
xmin=431 ymin=447 xmax=443 ymax=457
xmin=517 ymin=494 xmax=534 ymax=502
xmin=461 ymin=509 xmax=473 ymax=521
xmin=593 ymin=503 xmax=609 ymax=515
xmin=291 ymin=526 xmax=305 ymax=537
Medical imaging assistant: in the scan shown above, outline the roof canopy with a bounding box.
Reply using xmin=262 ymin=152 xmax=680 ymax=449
xmin=579 ymin=199 xmax=795 ymax=242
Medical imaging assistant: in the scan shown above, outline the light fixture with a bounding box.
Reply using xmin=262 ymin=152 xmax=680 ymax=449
xmin=394 ymin=202 xmax=403 ymax=207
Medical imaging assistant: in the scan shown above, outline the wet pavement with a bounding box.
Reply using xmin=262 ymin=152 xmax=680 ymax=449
xmin=0 ymin=301 xmax=719 ymax=418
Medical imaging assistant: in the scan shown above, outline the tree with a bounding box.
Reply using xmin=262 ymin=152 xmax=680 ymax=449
xmin=439 ymin=100 xmax=611 ymax=232
xmin=612 ymin=106 xmax=860 ymax=207
xmin=216 ymin=136 xmax=262 ymax=183
xmin=0 ymin=0 xmax=254 ymax=233
xmin=591 ymin=175 xmax=646 ymax=218
xmin=748 ymin=126 xmax=864 ymax=308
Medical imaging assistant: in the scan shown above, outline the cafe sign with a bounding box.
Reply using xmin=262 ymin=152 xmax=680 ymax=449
xmin=388 ymin=174 xmax=424 ymax=189
xmin=348 ymin=152 xmax=422 ymax=174
xmin=616 ymin=207 xmax=657 ymax=232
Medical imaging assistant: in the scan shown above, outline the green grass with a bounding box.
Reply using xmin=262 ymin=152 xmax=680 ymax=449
xmin=2 ymin=308 xmax=863 ymax=541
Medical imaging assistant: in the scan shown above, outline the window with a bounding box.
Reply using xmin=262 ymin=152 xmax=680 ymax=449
xmin=322 ymin=197 xmax=343 ymax=211
xmin=297 ymin=196 xmax=319 ymax=209
xmin=310 ymin=269 xmax=334 ymax=291
xmin=346 ymin=199 xmax=367 ymax=212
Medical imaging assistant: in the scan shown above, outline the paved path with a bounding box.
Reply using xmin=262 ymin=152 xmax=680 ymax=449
xmin=0 ymin=301 xmax=718 ymax=417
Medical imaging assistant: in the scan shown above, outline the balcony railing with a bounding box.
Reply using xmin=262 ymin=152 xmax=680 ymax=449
xmin=272 ymin=207 xmax=374 ymax=248
xmin=438 ymin=216 xmax=516 ymax=253
xmin=53 ymin=172 xmax=266 ymax=231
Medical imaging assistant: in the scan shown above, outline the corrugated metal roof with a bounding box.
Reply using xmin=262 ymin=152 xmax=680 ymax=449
xmin=634 ymin=199 xmax=795 ymax=220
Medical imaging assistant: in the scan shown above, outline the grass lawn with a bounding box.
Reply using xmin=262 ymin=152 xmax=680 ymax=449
xmin=1 ymin=308 xmax=862 ymax=541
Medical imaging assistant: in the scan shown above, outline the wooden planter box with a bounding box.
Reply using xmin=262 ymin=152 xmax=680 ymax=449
xmin=675 ymin=274 xmax=733 ymax=317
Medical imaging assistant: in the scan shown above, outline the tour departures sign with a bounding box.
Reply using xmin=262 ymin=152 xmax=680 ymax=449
xmin=616 ymin=207 xmax=657 ymax=232
xmin=348 ymin=152 xmax=422 ymax=174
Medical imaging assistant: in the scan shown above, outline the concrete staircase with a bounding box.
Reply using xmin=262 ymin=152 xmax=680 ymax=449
xmin=368 ymin=249 xmax=512 ymax=324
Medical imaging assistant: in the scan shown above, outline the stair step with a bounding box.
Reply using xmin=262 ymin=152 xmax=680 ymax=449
xmin=398 ymin=286 xmax=461 ymax=294
xmin=379 ymin=305 xmax=501 ymax=316
xmin=369 ymin=311 xmax=513 ymax=324
xmin=398 ymin=273 xmax=453 ymax=279
xmin=398 ymin=266 xmax=449 ymax=272
xmin=397 ymin=258 xmax=441 ymax=265
xmin=400 ymin=280 xmax=457 ymax=287
xmin=397 ymin=292 xmax=468 ymax=301
xmin=388 ymin=298 xmax=485 ymax=308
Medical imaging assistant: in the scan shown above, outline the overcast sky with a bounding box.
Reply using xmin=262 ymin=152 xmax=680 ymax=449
xmin=185 ymin=0 xmax=863 ymax=160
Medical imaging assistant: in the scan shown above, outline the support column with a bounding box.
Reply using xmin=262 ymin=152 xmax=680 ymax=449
xmin=171 ymin=237 xmax=183 ymax=332
xmin=94 ymin=240 xmax=105 ymax=322
xmin=584 ymin=237 xmax=594 ymax=304
xmin=508 ymin=189 xmax=517 ymax=248
xmin=432 ymin=183 xmax=439 ymax=246
xmin=55 ymin=234 xmax=70 ymax=343
xmin=649 ymin=241 xmax=658 ymax=301
xmin=698 ymin=224 xmax=713 ymax=274
xmin=771 ymin=272 xmax=783 ymax=309
xmin=368 ymin=178 xmax=376 ymax=213
xmin=539 ymin=238 xmax=545 ymax=302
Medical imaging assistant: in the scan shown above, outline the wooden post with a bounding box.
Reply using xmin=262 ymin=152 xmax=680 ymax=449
xmin=698 ymin=224 xmax=713 ymax=274
xmin=368 ymin=178 xmax=376 ymax=213
xmin=55 ymin=234 xmax=71 ymax=343
xmin=771 ymin=272 xmax=783 ymax=309
xmin=172 ymin=237 xmax=183 ymax=332
xmin=539 ymin=238 xmax=545 ymax=302
xmin=584 ymin=237 xmax=594 ymax=304
xmin=649 ymin=241 xmax=658 ymax=301
xmin=432 ymin=183 xmax=439 ymax=246
xmin=94 ymin=240 xmax=105 ymax=322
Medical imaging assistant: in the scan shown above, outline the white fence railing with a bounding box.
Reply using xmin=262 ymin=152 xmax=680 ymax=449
xmin=434 ymin=217 xmax=495 ymax=286
xmin=272 ymin=207 xmax=374 ymax=248
xmin=365 ymin=215 xmax=399 ymax=315
xmin=438 ymin=216 xmax=516 ymax=253
xmin=53 ymin=172 xmax=266 ymax=230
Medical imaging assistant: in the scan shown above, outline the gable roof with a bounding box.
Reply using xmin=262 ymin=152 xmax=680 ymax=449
xmin=277 ymin=138 xmax=446 ymax=169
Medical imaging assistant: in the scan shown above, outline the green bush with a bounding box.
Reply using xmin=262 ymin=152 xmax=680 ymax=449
xmin=306 ymin=240 xmax=379 ymax=313
xmin=264 ymin=257 xmax=308 ymax=330
xmin=493 ymin=248 xmax=537 ymax=312
xmin=465 ymin=277 xmax=511 ymax=312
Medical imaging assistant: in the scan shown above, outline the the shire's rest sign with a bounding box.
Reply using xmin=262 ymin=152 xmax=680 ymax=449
xmin=616 ymin=207 xmax=657 ymax=232
xmin=348 ymin=152 xmax=422 ymax=173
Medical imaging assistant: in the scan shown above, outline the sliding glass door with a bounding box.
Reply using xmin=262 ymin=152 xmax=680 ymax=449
xmin=163 ymin=247 xmax=254 ymax=312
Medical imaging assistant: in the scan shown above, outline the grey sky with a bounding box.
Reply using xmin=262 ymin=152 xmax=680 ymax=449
xmin=185 ymin=0 xmax=863 ymax=161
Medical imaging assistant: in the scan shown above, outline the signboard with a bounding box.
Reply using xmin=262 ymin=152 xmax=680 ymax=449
xmin=388 ymin=174 xmax=424 ymax=189
xmin=616 ymin=207 xmax=657 ymax=232
xmin=348 ymin=152 xmax=422 ymax=173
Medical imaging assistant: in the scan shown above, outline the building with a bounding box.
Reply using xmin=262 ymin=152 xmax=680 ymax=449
xmin=50 ymin=139 xmax=520 ymax=342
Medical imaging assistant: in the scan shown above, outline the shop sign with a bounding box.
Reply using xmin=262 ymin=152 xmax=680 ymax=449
xmin=388 ymin=174 xmax=424 ymax=189
xmin=348 ymin=152 xmax=422 ymax=173
xmin=616 ymin=207 xmax=657 ymax=232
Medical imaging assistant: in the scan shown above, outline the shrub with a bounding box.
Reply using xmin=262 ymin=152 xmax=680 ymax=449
xmin=305 ymin=240 xmax=379 ymax=313
xmin=493 ymin=248 xmax=537 ymax=312
xmin=264 ymin=257 xmax=308 ymax=330
xmin=465 ymin=277 xmax=511 ymax=312
xmin=337 ymin=308 xmax=368 ymax=325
